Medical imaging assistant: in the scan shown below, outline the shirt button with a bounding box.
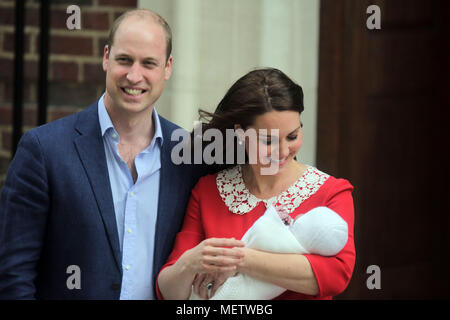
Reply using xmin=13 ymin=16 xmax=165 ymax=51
xmin=130 ymin=192 xmax=134 ymax=197
xmin=125 ymin=265 xmax=130 ymax=270
xmin=112 ymin=133 xmax=117 ymax=139
xmin=127 ymin=228 xmax=132 ymax=233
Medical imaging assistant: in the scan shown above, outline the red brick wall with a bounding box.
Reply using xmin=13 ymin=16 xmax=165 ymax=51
xmin=0 ymin=0 xmax=137 ymax=188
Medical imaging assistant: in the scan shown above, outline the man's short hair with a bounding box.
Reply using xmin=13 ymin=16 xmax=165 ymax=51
xmin=106 ymin=9 xmax=172 ymax=62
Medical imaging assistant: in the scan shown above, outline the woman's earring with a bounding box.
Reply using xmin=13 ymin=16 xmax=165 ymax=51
xmin=235 ymin=129 xmax=244 ymax=146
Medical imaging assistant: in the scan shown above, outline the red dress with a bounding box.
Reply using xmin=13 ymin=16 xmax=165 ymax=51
xmin=156 ymin=165 xmax=355 ymax=300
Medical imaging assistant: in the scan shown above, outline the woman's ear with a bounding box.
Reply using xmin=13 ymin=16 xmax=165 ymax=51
xmin=234 ymin=124 xmax=245 ymax=144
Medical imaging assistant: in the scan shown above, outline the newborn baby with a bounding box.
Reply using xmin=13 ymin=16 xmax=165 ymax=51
xmin=190 ymin=205 xmax=348 ymax=300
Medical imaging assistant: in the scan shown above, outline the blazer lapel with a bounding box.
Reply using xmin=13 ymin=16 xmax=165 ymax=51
xmin=153 ymin=135 xmax=173 ymax=264
xmin=73 ymin=103 xmax=122 ymax=273
xmin=153 ymin=119 xmax=185 ymax=279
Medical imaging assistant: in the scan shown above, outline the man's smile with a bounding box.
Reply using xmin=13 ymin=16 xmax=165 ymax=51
xmin=121 ymin=87 xmax=147 ymax=96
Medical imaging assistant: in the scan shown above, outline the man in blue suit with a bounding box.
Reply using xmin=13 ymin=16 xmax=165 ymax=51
xmin=0 ymin=9 xmax=209 ymax=299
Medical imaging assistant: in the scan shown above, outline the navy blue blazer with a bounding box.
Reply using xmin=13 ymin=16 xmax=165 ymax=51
xmin=0 ymin=101 xmax=209 ymax=299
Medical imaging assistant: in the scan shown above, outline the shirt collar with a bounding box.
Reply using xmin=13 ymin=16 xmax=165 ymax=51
xmin=98 ymin=93 xmax=164 ymax=146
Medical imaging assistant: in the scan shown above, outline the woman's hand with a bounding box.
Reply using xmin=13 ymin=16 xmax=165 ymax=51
xmin=192 ymin=269 xmax=238 ymax=299
xmin=159 ymin=237 xmax=244 ymax=300
xmin=177 ymin=237 xmax=244 ymax=299
xmin=180 ymin=237 xmax=245 ymax=275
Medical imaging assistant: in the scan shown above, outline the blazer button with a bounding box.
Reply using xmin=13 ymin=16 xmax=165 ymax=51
xmin=111 ymin=283 xmax=121 ymax=291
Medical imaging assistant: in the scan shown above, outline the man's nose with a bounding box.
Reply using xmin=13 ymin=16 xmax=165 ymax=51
xmin=126 ymin=63 xmax=143 ymax=83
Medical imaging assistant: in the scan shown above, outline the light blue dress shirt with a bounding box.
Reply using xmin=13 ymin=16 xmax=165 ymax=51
xmin=98 ymin=94 xmax=162 ymax=300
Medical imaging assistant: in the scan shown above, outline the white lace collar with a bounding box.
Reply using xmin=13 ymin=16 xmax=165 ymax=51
xmin=216 ymin=165 xmax=330 ymax=215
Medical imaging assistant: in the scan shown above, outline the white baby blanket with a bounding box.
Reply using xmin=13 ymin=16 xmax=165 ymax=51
xmin=189 ymin=205 xmax=348 ymax=300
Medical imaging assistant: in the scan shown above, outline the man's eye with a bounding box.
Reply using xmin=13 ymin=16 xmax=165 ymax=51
xmin=117 ymin=58 xmax=131 ymax=63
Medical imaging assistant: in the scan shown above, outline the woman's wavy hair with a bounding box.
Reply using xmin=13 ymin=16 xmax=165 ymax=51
xmin=194 ymin=67 xmax=304 ymax=170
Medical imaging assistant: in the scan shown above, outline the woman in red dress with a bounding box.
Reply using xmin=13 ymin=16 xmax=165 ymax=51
xmin=157 ymin=68 xmax=355 ymax=300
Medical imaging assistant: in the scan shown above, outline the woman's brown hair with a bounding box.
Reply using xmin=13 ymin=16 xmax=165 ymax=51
xmin=194 ymin=68 xmax=304 ymax=169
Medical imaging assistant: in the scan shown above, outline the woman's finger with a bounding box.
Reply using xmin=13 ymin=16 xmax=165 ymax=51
xmin=209 ymin=269 xmax=238 ymax=298
xmin=202 ymin=255 xmax=242 ymax=268
xmin=203 ymin=238 xmax=245 ymax=248
xmin=209 ymin=275 xmax=227 ymax=297
xmin=201 ymin=246 xmax=245 ymax=260
xmin=192 ymin=273 xmax=206 ymax=296
xmin=198 ymin=274 xmax=214 ymax=299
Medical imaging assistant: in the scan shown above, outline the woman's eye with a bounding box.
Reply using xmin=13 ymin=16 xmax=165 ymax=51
xmin=287 ymin=135 xmax=298 ymax=141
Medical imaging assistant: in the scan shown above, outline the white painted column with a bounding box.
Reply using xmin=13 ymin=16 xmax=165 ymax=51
xmin=168 ymin=0 xmax=201 ymax=130
xmin=139 ymin=0 xmax=320 ymax=165
xmin=259 ymin=0 xmax=320 ymax=166
xmin=293 ymin=0 xmax=320 ymax=167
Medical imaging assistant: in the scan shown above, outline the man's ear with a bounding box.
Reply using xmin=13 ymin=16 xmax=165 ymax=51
xmin=164 ymin=55 xmax=173 ymax=80
xmin=102 ymin=45 xmax=110 ymax=72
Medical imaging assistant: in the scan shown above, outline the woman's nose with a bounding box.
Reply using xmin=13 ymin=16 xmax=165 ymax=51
xmin=278 ymin=141 xmax=290 ymax=159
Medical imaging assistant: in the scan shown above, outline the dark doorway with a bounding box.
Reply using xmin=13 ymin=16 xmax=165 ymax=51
xmin=317 ymin=0 xmax=449 ymax=299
